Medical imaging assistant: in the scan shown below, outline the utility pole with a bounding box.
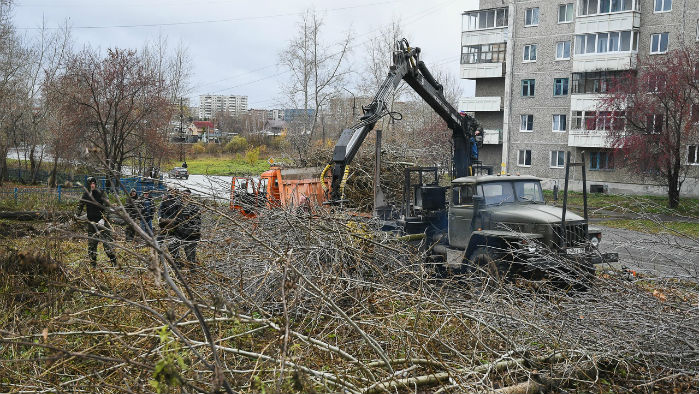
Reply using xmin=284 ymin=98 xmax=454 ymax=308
xmin=179 ymin=98 xmax=184 ymax=162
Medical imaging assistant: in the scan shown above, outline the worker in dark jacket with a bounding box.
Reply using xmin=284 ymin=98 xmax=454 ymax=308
xmin=124 ymin=188 xmax=139 ymax=241
xmin=139 ymin=190 xmax=155 ymax=236
xmin=158 ymin=188 xmax=182 ymax=262
xmin=77 ymin=176 xmax=117 ymax=267
xmin=173 ymin=189 xmax=202 ymax=265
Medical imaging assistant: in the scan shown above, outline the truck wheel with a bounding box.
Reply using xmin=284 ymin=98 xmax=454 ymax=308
xmin=469 ymin=247 xmax=509 ymax=282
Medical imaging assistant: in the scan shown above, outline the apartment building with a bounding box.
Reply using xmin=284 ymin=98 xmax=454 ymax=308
xmin=198 ymin=94 xmax=249 ymax=119
xmin=459 ymin=0 xmax=698 ymax=195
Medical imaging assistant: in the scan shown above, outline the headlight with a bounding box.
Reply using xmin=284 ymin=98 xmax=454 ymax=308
xmin=590 ymin=236 xmax=600 ymax=247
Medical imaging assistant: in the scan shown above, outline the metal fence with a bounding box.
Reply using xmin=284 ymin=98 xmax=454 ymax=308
xmin=0 ymin=177 xmax=165 ymax=207
xmin=0 ymin=186 xmax=84 ymax=206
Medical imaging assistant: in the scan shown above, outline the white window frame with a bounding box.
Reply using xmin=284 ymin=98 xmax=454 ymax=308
xmin=550 ymin=151 xmax=566 ymax=168
xmin=650 ymin=32 xmax=669 ymax=54
xmin=558 ymin=3 xmax=574 ymax=23
xmin=556 ymin=41 xmax=571 ymax=60
xmin=518 ymin=149 xmax=532 ymax=167
xmin=520 ymin=114 xmax=534 ymax=132
xmin=552 ymin=114 xmax=567 ymax=132
xmin=687 ymin=145 xmax=699 ymax=165
xmin=523 ymin=44 xmax=537 ymax=62
xmin=654 ymin=0 xmax=672 ymax=13
xmin=575 ymin=30 xmax=639 ymax=55
xmin=525 ymin=7 xmax=540 ymax=26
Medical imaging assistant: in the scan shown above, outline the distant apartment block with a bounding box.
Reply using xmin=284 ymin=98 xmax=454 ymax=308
xmin=198 ymin=94 xmax=248 ymax=119
xmin=460 ymin=0 xmax=698 ymax=196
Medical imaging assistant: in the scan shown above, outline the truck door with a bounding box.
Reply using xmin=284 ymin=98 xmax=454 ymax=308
xmin=448 ymin=184 xmax=475 ymax=249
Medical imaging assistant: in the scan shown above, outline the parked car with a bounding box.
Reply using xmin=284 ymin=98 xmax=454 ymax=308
xmin=169 ymin=167 xmax=189 ymax=179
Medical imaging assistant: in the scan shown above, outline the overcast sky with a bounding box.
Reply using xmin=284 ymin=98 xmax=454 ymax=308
xmin=14 ymin=0 xmax=478 ymax=109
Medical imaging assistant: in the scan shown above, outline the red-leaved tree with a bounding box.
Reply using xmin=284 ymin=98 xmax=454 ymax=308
xmin=51 ymin=48 xmax=173 ymax=181
xmin=600 ymin=45 xmax=698 ymax=208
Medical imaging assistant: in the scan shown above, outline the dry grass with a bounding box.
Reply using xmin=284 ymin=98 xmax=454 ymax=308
xmin=0 ymin=197 xmax=696 ymax=393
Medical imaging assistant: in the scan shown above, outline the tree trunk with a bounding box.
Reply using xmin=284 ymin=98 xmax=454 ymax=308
xmin=29 ymin=145 xmax=37 ymax=184
xmin=0 ymin=156 xmax=5 ymax=186
xmin=667 ymin=172 xmax=680 ymax=209
xmin=48 ymin=156 xmax=59 ymax=188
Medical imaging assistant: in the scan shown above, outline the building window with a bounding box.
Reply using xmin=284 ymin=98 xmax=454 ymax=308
xmin=650 ymin=32 xmax=669 ymax=54
xmin=575 ymin=30 xmax=638 ymax=54
xmin=523 ymin=44 xmax=537 ymax=61
xmin=518 ymin=150 xmax=532 ymax=167
xmin=590 ymin=151 xmax=614 ymax=170
xmin=654 ymin=0 xmax=672 ymax=12
xmin=553 ymin=114 xmax=567 ymax=131
xmin=572 ymin=110 xmax=597 ymax=130
xmin=525 ymin=7 xmax=540 ymax=26
xmin=554 ymin=78 xmax=569 ymax=96
xmin=572 ymin=71 xmax=627 ymax=94
xmin=520 ymin=114 xmax=534 ymax=131
xmin=551 ymin=151 xmax=566 ymax=168
xmin=572 ymin=110 xmax=625 ymax=130
xmin=559 ymin=3 xmax=574 ymax=22
xmin=646 ymin=114 xmax=664 ymax=133
xmin=522 ymin=79 xmax=536 ymax=96
xmin=556 ymin=41 xmax=571 ymax=59
xmin=463 ymin=8 xmax=509 ymax=31
xmin=688 ymin=145 xmax=699 ymax=165
xmin=579 ymin=0 xmax=634 ymax=15
xmin=461 ymin=43 xmax=507 ymax=64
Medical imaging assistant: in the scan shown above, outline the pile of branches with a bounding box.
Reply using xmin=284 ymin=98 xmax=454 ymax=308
xmin=301 ymin=144 xmax=447 ymax=212
xmin=0 ymin=193 xmax=697 ymax=393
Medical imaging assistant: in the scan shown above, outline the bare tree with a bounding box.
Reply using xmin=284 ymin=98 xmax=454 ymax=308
xmin=0 ymin=1 xmax=26 ymax=185
xmin=279 ymin=9 xmax=352 ymax=162
xmin=51 ymin=47 xmax=174 ymax=182
xmin=16 ymin=21 xmax=72 ymax=184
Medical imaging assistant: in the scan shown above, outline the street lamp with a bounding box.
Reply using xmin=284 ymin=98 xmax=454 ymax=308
xmin=341 ymin=87 xmax=356 ymax=117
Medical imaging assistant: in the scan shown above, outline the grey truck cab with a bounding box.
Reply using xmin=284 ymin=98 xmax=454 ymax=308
xmin=431 ymin=174 xmax=616 ymax=279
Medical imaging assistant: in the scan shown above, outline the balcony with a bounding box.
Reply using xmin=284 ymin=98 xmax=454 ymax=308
xmin=572 ymin=52 xmax=637 ymax=72
xmin=575 ymin=11 xmax=640 ymax=35
xmin=459 ymin=96 xmax=502 ymax=112
xmin=460 ymin=62 xmax=505 ymax=79
xmin=570 ymin=94 xmax=603 ymax=111
xmin=568 ymin=129 xmax=615 ymax=148
xmin=482 ymin=129 xmax=502 ymax=144
xmin=461 ymin=27 xmax=508 ymax=47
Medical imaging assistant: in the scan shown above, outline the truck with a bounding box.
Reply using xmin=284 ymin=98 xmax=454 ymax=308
xmin=230 ymin=166 xmax=328 ymax=218
xmin=324 ymin=39 xmax=617 ymax=281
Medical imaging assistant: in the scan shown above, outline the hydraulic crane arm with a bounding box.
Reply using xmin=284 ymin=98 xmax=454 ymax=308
xmin=328 ymin=39 xmax=480 ymax=202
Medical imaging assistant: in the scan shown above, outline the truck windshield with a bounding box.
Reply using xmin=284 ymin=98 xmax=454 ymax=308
xmin=514 ymin=180 xmax=544 ymax=202
xmin=477 ymin=180 xmax=544 ymax=205
xmin=478 ymin=182 xmax=515 ymax=205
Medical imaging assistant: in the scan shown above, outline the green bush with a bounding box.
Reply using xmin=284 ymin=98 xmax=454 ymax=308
xmin=225 ymin=136 xmax=247 ymax=153
xmin=190 ymin=142 xmax=205 ymax=156
xmin=245 ymin=147 xmax=261 ymax=166
xmin=205 ymin=143 xmax=220 ymax=155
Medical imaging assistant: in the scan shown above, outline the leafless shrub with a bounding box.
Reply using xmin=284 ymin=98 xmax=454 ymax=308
xmin=0 ymin=184 xmax=696 ymax=393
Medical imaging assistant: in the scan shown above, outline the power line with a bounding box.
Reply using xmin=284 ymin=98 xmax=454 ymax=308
xmin=199 ymin=0 xmax=459 ymax=96
xmin=16 ymin=0 xmax=402 ymax=30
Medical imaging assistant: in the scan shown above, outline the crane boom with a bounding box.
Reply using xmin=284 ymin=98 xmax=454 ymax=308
xmin=329 ymin=39 xmax=480 ymax=202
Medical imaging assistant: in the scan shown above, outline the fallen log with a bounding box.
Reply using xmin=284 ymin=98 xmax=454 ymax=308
xmin=0 ymin=210 xmax=72 ymax=221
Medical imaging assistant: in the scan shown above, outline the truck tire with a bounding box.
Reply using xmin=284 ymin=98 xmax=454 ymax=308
xmin=469 ymin=247 xmax=509 ymax=281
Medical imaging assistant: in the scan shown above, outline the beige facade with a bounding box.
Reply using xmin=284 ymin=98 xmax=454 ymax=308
xmin=461 ymin=0 xmax=698 ymax=196
xmin=198 ymin=94 xmax=249 ymax=119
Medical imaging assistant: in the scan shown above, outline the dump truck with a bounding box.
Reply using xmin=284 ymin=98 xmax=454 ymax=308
xmin=230 ymin=166 xmax=328 ymax=217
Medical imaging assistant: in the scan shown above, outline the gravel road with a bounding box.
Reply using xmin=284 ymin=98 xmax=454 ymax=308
xmin=597 ymin=225 xmax=698 ymax=279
